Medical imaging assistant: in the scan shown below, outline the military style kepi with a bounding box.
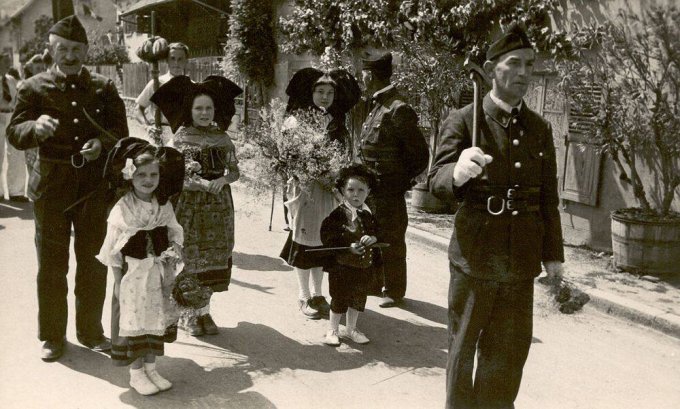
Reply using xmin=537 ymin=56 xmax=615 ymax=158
xmin=362 ymin=52 xmax=392 ymax=73
xmin=48 ymin=15 xmax=88 ymax=44
xmin=486 ymin=23 xmax=532 ymax=61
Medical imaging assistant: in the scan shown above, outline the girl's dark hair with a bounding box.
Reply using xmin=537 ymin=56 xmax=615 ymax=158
xmin=334 ymin=164 xmax=379 ymax=192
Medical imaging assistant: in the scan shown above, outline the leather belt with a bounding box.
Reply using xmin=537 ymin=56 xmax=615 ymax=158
xmin=465 ymin=186 xmax=541 ymax=215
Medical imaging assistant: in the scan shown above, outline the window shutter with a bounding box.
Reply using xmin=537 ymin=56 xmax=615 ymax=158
xmin=561 ymin=83 xmax=603 ymax=206
xmin=568 ymin=84 xmax=602 ymax=134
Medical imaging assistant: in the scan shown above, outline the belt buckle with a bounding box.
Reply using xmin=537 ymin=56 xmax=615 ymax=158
xmin=71 ymin=153 xmax=86 ymax=168
xmin=487 ymin=195 xmax=505 ymax=216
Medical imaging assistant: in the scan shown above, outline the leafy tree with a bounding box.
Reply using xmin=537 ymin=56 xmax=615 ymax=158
xmin=557 ymin=5 xmax=680 ymax=217
xmin=224 ymin=0 xmax=277 ymax=103
xmin=84 ymin=43 xmax=130 ymax=66
xmin=18 ymin=15 xmax=52 ymax=63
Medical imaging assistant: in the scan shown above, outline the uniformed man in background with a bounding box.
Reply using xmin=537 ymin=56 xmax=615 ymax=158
xmin=7 ymin=15 xmax=128 ymax=361
xmin=429 ymin=24 xmax=564 ymax=408
xmin=355 ymin=52 xmax=429 ymax=308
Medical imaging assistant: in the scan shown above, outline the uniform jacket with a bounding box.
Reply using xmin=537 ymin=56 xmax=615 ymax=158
xmin=429 ymin=93 xmax=564 ymax=281
xmin=320 ymin=204 xmax=382 ymax=273
xmin=7 ymin=67 xmax=128 ymax=200
xmin=355 ymin=85 xmax=428 ymax=196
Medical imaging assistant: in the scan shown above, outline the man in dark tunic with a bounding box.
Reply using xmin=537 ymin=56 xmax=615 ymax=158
xmin=429 ymin=24 xmax=564 ymax=408
xmin=355 ymin=52 xmax=429 ymax=307
xmin=7 ymin=15 xmax=128 ymax=361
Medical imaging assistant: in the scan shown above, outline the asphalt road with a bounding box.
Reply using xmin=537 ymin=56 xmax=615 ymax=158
xmin=0 ymin=184 xmax=679 ymax=409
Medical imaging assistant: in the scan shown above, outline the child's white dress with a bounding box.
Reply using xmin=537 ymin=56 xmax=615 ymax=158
xmin=96 ymin=192 xmax=183 ymax=365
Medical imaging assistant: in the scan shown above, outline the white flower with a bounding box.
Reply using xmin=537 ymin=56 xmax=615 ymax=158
xmin=121 ymin=158 xmax=137 ymax=180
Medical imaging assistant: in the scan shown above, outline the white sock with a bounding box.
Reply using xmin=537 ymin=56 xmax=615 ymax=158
xmin=295 ymin=268 xmax=312 ymax=300
xmin=346 ymin=308 xmax=359 ymax=332
xmin=329 ymin=311 xmax=342 ymax=332
xmin=310 ymin=267 xmax=324 ymax=297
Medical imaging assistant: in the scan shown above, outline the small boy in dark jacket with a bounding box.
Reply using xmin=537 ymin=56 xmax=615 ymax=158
xmin=320 ymin=164 xmax=381 ymax=346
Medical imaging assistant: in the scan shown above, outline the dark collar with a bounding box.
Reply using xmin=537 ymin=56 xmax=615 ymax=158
xmin=483 ymin=93 xmax=528 ymax=128
xmin=49 ymin=66 xmax=91 ymax=91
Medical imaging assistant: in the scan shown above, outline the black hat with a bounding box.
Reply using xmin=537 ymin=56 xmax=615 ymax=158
xmin=48 ymin=15 xmax=88 ymax=44
xmin=151 ymin=75 xmax=243 ymax=133
xmin=104 ymin=137 xmax=185 ymax=205
xmin=361 ymin=52 xmax=392 ymax=72
xmin=486 ymin=23 xmax=533 ymax=61
xmin=285 ymin=67 xmax=361 ymax=115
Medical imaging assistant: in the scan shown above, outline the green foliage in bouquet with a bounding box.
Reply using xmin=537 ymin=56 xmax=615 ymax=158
xmin=242 ymin=99 xmax=347 ymax=192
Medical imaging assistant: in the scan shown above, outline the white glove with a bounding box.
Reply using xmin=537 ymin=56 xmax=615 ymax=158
xmin=453 ymin=147 xmax=493 ymax=186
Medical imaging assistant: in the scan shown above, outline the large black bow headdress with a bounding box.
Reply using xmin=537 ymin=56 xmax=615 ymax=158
xmin=151 ymin=75 xmax=243 ymax=133
xmin=103 ymin=137 xmax=185 ymax=205
xmin=285 ymin=67 xmax=361 ymax=116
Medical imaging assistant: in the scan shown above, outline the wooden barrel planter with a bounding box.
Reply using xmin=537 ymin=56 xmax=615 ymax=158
xmin=410 ymin=182 xmax=450 ymax=213
xmin=611 ymin=210 xmax=680 ymax=275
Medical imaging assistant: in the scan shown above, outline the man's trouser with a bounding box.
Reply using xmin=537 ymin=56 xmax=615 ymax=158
xmin=368 ymin=193 xmax=408 ymax=299
xmin=33 ymin=163 xmax=108 ymax=342
xmin=446 ymin=264 xmax=534 ymax=409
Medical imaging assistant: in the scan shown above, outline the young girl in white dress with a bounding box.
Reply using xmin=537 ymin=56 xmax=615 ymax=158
xmin=97 ymin=137 xmax=185 ymax=396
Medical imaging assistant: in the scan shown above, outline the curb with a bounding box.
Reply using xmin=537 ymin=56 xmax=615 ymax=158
xmin=406 ymin=224 xmax=680 ymax=340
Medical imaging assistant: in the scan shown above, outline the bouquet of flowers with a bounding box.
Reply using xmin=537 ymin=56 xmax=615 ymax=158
xmin=180 ymin=145 xmax=210 ymax=190
xmin=171 ymin=271 xmax=213 ymax=309
xmin=244 ymin=99 xmax=346 ymax=192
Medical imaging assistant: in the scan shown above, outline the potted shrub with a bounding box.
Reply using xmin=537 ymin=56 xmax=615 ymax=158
xmin=559 ymin=5 xmax=680 ymax=275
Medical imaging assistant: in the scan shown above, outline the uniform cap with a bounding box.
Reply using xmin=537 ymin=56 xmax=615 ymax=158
xmin=48 ymin=15 xmax=88 ymax=44
xmin=486 ymin=23 xmax=532 ymax=61
xmin=361 ymin=52 xmax=392 ymax=72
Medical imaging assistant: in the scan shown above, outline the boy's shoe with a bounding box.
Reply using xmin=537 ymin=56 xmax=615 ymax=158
xmin=298 ymin=299 xmax=321 ymax=319
xmin=309 ymin=296 xmax=330 ymax=316
xmin=340 ymin=328 xmax=370 ymax=344
xmin=323 ymin=330 xmax=341 ymax=346
xmin=183 ymin=315 xmax=204 ymax=336
xmin=200 ymin=314 xmax=219 ymax=335
xmin=130 ymin=368 xmax=160 ymax=396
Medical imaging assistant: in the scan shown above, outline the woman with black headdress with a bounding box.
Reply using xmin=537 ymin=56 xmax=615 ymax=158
xmin=151 ymin=75 xmax=243 ymax=337
xmin=279 ymin=67 xmax=361 ymax=320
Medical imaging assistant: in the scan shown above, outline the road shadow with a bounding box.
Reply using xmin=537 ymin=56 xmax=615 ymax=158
xmin=200 ymin=311 xmax=448 ymax=375
xmin=398 ymin=298 xmax=448 ymax=326
xmin=229 ymin=278 xmax=276 ymax=294
xmin=233 ymin=251 xmax=292 ymax=272
xmin=0 ymin=200 xmax=34 ymax=221
xmin=59 ymin=341 xmax=275 ymax=409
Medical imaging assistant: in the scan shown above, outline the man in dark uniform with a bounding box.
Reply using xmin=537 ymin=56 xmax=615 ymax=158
xmin=355 ymin=52 xmax=429 ymax=307
xmin=7 ymin=15 xmax=128 ymax=361
xmin=429 ymin=24 xmax=564 ymax=408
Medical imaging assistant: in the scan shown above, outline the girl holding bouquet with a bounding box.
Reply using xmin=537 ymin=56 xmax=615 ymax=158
xmin=279 ymin=68 xmax=361 ymax=319
xmin=151 ymin=75 xmax=243 ymax=336
xmin=97 ymin=137 xmax=185 ymax=395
